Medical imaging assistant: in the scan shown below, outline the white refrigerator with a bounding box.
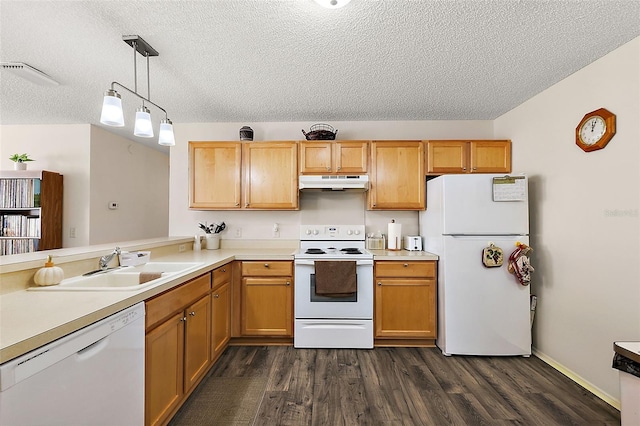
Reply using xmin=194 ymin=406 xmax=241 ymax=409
xmin=420 ymin=174 xmax=531 ymax=356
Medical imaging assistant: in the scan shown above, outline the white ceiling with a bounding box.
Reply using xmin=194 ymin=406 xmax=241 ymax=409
xmin=1 ymin=0 xmax=638 ymax=152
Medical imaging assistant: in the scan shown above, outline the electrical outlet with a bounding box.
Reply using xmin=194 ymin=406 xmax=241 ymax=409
xmin=178 ymin=244 xmax=186 ymax=252
xmin=235 ymin=228 xmax=242 ymax=238
xmin=272 ymin=223 xmax=280 ymax=238
xmin=69 ymin=227 xmax=76 ymax=238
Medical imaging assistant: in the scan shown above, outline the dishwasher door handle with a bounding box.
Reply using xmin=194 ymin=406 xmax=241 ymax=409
xmin=76 ymin=336 xmax=110 ymax=361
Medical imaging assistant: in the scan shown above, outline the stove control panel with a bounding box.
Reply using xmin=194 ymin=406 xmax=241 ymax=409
xmin=300 ymin=225 xmax=366 ymax=241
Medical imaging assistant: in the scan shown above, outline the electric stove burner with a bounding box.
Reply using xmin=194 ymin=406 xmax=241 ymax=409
xmin=341 ymin=248 xmax=363 ymax=255
xmin=305 ymin=248 xmax=326 ymax=255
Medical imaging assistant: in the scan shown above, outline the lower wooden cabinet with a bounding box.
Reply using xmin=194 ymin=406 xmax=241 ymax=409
xmin=211 ymin=264 xmax=231 ymax=363
xmin=145 ymin=312 xmax=184 ymax=426
xmin=240 ymin=261 xmax=293 ymax=337
xmin=374 ymin=261 xmax=437 ymax=344
xmin=144 ymin=273 xmax=211 ymax=426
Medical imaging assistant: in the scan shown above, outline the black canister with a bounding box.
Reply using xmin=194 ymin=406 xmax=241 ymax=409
xmin=239 ymin=126 xmax=254 ymax=141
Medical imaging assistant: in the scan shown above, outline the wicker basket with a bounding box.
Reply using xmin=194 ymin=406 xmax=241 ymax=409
xmin=301 ymin=123 xmax=338 ymax=140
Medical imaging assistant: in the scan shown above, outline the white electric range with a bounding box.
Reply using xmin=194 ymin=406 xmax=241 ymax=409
xmin=294 ymin=225 xmax=374 ymax=349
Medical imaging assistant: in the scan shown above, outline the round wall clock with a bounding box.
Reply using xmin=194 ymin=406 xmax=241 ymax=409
xmin=576 ymin=108 xmax=616 ymax=152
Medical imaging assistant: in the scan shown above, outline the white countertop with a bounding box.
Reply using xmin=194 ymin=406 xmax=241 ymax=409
xmin=614 ymin=341 xmax=640 ymax=364
xmin=370 ymin=249 xmax=439 ymax=260
xmin=1 ymin=245 xmax=438 ymax=364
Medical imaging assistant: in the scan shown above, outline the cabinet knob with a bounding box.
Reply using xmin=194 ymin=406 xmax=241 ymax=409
xmin=180 ymin=317 xmax=187 ymax=322
xmin=337 ymin=166 xmax=341 ymax=171
xmin=189 ymin=311 xmax=196 ymax=316
xmin=264 ymin=263 xmax=269 ymax=268
xmin=245 ymin=203 xmax=249 ymax=207
xmin=221 ymin=268 xmax=226 ymax=272
xmin=235 ymin=203 xmax=240 ymax=207
xmin=327 ymin=166 xmax=331 ymax=171
xmin=286 ymin=281 xmax=291 ymax=286
xmin=472 ymin=167 xmax=477 ymax=171
xmin=377 ymin=281 xmax=382 ymax=286
xmin=462 ymin=167 xmax=467 ymax=171
xmin=403 ymin=263 xmax=408 ymax=267
xmin=213 ymin=294 xmax=220 ymax=298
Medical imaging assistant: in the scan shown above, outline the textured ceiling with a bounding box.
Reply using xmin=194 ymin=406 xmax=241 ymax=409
xmin=1 ymin=0 xmax=639 ymax=152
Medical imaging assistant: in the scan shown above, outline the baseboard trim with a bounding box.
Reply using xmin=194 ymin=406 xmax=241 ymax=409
xmin=533 ymin=347 xmax=620 ymax=410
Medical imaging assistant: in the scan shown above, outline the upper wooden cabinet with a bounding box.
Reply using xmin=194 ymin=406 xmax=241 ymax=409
xmin=189 ymin=141 xmax=298 ymax=210
xmin=189 ymin=142 xmax=242 ymax=209
xmin=426 ymin=140 xmax=511 ymax=175
xmin=368 ymin=140 xmax=425 ymax=210
xmin=243 ymin=141 xmax=298 ymax=210
xmin=299 ymin=140 xmax=368 ymax=174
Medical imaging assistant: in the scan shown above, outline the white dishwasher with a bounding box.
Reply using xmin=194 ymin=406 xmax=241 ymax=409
xmin=0 ymin=302 xmax=145 ymax=426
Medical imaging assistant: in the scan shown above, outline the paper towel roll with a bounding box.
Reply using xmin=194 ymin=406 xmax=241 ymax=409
xmin=387 ymin=220 xmax=402 ymax=250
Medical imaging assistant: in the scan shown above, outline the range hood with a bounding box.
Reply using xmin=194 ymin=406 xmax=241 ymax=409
xmin=299 ymin=175 xmax=369 ymax=191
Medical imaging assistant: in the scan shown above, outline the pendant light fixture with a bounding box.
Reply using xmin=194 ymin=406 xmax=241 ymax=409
xmin=100 ymin=35 xmax=175 ymax=146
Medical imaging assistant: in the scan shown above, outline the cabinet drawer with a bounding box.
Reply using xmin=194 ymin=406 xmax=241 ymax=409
xmin=146 ymin=273 xmax=212 ymax=330
xmin=242 ymin=261 xmax=292 ymax=276
xmin=212 ymin=263 xmax=231 ymax=289
xmin=375 ymin=261 xmax=436 ymax=278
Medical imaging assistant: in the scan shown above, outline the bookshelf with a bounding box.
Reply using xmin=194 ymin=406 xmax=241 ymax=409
xmin=0 ymin=170 xmax=63 ymax=255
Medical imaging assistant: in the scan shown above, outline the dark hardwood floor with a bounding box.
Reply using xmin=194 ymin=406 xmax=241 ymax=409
xmin=205 ymin=346 xmax=620 ymax=425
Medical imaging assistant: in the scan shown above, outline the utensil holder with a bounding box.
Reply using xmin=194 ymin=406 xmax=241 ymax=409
xmin=205 ymin=234 xmax=220 ymax=250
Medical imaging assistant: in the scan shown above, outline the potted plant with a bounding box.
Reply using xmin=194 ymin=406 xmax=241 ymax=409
xmin=9 ymin=153 xmax=34 ymax=170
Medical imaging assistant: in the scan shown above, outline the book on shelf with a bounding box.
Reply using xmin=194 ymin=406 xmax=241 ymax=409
xmin=0 ymin=238 xmax=38 ymax=255
xmin=0 ymin=178 xmax=41 ymax=208
xmin=1 ymin=214 xmax=41 ymax=237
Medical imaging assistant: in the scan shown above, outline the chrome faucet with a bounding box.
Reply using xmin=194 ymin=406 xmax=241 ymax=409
xmin=99 ymin=247 xmax=121 ymax=270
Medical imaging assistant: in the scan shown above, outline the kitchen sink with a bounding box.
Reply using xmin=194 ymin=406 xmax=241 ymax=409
xmin=28 ymin=262 xmax=204 ymax=292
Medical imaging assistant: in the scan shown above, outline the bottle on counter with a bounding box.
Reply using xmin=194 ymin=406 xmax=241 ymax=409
xmin=194 ymin=235 xmax=201 ymax=251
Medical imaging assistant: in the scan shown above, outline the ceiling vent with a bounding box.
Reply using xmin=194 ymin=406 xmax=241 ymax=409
xmin=0 ymin=62 xmax=59 ymax=86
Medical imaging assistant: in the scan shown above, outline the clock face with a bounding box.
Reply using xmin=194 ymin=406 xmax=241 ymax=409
xmin=579 ymin=116 xmax=606 ymax=145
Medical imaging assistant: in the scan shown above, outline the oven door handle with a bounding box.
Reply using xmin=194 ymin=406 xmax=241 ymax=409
xmin=294 ymin=259 xmax=373 ymax=266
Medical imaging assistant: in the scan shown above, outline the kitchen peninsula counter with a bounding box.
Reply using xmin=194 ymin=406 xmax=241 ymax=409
xmin=0 ymin=242 xmax=296 ymax=364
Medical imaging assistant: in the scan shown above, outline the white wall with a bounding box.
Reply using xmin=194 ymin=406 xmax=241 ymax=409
xmin=89 ymin=126 xmax=169 ymax=244
xmin=169 ymin=120 xmax=493 ymax=241
xmin=494 ymin=37 xmax=640 ymax=403
xmin=0 ymin=124 xmax=91 ymax=247
xmin=0 ymin=124 xmax=170 ymax=249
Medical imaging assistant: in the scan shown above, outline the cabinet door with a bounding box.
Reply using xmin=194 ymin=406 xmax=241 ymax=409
xmin=184 ymin=295 xmax=211 ymax=392
xmin=335 ymin=141 xmax=368 ymax=174
xmin=243 ymin=142 xmax=298 ymax=210
xmin=211 ymin=281 xmax=231 ymax=362
xmin=145 ymin=312 xmax=185 ymax=426
xmin=375 ymin=279 xmax=436 ymax=338
xmin=470 ymin=140 xmax=511 ymax=173
xmin=189 ymin=142 xmax=242 ymax=209
xmin=426 ymin=140 xmax=469 ymax=174
xmin=369 ymin=141 xmax=425 ymax=210
xmin=299 ymin=142 xmax=332 ymax=174
xmin=242 ymin=277 xmax=292 ymax=336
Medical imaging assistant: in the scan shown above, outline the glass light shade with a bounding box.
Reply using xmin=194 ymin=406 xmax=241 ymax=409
xmin=100 ymin=90 xmax=124 ymax=126
xmin=133 ymin=106 xmax=154 ymax=138
xmin=158 ymin=119 xmax=175 ymax=146
xmin=313 ymin=0 xmax=351 ymax=8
